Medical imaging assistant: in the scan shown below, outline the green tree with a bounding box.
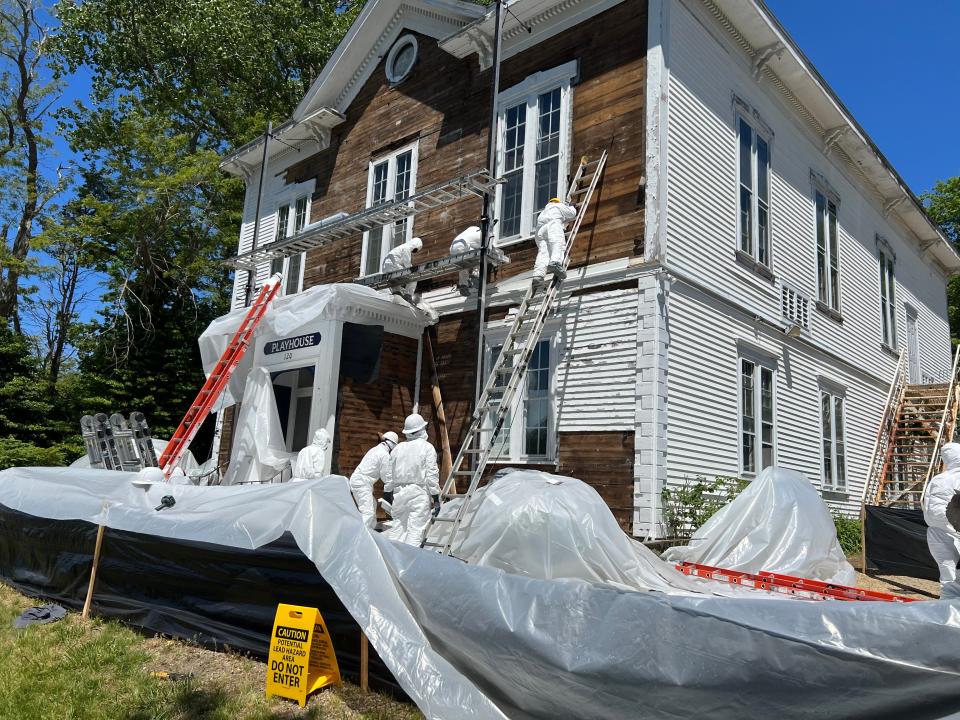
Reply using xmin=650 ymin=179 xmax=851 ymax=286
xmin=923 ymin=177 xmax=960 ymax=341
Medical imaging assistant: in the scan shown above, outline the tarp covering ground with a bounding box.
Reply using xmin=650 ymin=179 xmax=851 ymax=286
xmin=1 ymin=466 xmax=960 ymax=719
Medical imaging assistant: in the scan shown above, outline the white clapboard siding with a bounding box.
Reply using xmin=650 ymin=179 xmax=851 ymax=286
xmin=666 ymin=0 xmax=951 ymax=387
xmin=552 ymin=287 xmax=639 ymax=432
xmin=666 ymin=284 xmax=884 ymax=516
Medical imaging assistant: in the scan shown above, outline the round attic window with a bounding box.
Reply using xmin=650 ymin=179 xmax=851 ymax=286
xmin=386 ymin=35 xmax=418 ymax=85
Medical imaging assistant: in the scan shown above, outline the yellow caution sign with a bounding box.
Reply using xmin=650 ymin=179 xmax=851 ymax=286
xmin=266 ymin=604 xmax=341 ymax=707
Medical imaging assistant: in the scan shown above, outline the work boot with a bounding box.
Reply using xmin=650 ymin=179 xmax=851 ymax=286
xmin=531 ymin=275 xmax=547 ymax=289
xmin=547 ymin=262 xmax=567 ymax=280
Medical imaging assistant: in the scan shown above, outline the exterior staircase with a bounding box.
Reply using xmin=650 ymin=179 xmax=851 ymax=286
xmin=865 ymin=349 xmax=960 ymax=508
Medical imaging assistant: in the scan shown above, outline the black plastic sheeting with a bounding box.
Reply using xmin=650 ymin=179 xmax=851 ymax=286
xmin=864 ymin=504 xmax=941 ymax=581
xmin=0 ymin=505 xmax=404 ymax=697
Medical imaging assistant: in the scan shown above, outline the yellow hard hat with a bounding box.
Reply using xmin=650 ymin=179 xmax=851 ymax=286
xmin=548 ymin=197 xmax=562 ymax=204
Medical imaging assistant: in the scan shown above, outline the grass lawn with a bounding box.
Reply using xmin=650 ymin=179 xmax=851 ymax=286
xmin=0 ymin=582 xmax=422 ymax=720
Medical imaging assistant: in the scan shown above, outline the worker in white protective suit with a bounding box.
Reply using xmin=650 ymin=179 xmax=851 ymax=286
xmin=292 ymin=428 xmax=331 ymax=481
xmin=381 ymin=237 xmax=423 ymax=299
xmin=450 ymin=226 xmax=482 ymax=296
xmin=923 ymin=441 xmax=960 ymax=599
xmin=382 ymin=413 xmax=440 ymax=545
xmin=533 ymin=198 xmax=577 ymax=285
xmin=349 ymin=431 xmax=398 ymax=529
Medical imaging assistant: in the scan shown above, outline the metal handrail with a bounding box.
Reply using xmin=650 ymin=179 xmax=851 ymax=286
xmin=862 ymin=349 xmax=906 ymax=506
xmin=920 ymin=344 xmax=960 ymax=504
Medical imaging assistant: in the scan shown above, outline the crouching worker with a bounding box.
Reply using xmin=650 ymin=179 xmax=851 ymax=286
xmin=382 ymin=413 xmax=440 ymax=545
xmin=533 ymin=197 xmax=577 ymax=286
xmin=381 ymin=236 xmax=423 ymax=299
xmin=292 ymin=428 xmax=331 ymax=480
xmin=450 ymin=226 xmax=481 ymax=296
xmin=349 ymin=431 xmax=398 ymax=529
xmin=923 ymin=442 xmax=960 ymax=599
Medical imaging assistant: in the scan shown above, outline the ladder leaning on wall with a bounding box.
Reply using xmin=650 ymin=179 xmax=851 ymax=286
xmin=419 ymin=151 xmax=608 ymax=556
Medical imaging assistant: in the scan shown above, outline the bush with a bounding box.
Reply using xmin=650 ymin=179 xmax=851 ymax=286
xmin=0 ymin=436 xmax=67 ymax=470
xmin=661 ymin=475 xmax=748 ymax=539
xmin=833 ymin=514 xmax=862 ymax=556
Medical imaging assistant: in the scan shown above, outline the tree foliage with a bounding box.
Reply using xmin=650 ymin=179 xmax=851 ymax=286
xmin=923 ymin=177 xmax=960 ymax=341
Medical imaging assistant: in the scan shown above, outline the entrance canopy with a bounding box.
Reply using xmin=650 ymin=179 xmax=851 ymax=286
xmin=199 ymin=283 xmax=429 ymax=407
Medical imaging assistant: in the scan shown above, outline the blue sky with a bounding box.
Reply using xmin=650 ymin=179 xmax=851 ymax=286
xmin=764 ymin=0 xmax=959 ymax=196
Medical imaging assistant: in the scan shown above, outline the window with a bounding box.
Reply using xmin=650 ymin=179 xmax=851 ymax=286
xmin=740 ymin=358 xmax=774 ymax=474
xmin=815 ymin=190 xmax=840 ymax=312
xmin=361 ymin=144 xmax=417 ymax=276
xmin=737 ymin=116 xmax=771 ymax=267
xmin=495 ymin=62 xmax=575 ymax=243
xmin=484 ymin=336 xmax=555 ymax=461
xmin=821 ymin=391 xmax=846 ymax=490
xmin=269 ymin=194 xmax=309 ymax=295
xmin=385 ymin=34 xmax=418 ymax=85
xmin=878 ymin=246 xmax=896 ymax=348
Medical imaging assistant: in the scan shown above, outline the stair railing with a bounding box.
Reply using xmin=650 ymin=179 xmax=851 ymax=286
xmin=863 ymin=350 xmax=907 ymax=507
xmin=919 ymin=344 xmax=960 ymax=505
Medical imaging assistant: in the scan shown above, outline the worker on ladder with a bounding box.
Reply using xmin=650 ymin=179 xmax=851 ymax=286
xmin=923 ymin=442 xmax=960 ymax=599
xmin=349 ymin=431 xmax=398 ymax=529
xmin=382 ymin=413 xmax=440 ymax=544
xmin=532 ymin=198 xmax=577 ymax=286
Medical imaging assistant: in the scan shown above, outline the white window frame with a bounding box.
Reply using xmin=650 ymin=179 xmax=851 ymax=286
xmin=360 ymin=141 xmax=419 ymax=276
xmin=269 ymin=190 xmax=311 ymax=296
xmin=813 ymin=179 xmax=841 ymax=313
xmin=493 ymin=60 xmax=577 ymax=246
xmin=819 ymin=386 xmax=847 ymax=491
xmin=482 ymin=326 xmax=560 ymax=463
xmin=877 ymin=237 xmax=897 ymax=350
xmin=735 ymin=112 xmax=772 ymax=268
xmin=738 ymin=354 xmax=776 ymax=476
xmin=385 ymin=34 xmax=418 ymax=85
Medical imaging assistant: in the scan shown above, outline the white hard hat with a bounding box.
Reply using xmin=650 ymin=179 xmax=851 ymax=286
xmin=410 ymin=237 xmax=423 ymax=251
xmin=381 ymin=431 xmax=399 ymax=444
xmin=133 ymin=466 xmax=164 ymax=487
xmin=402 ymin=413 xmax=428 ymax=435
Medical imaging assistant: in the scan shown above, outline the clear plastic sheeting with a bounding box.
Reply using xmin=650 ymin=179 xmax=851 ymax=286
xmin=2 ymin=466 xmax=960 ymax=719
xmin=198 ymin=283 xmax=428 ymax=406
xmin=221 ymin=368 xmax=292 ymax=486
xmin=663 ymin=466 xmax=857 ymax=585
xmin=430 ymin=470 xmax=762 ymax=596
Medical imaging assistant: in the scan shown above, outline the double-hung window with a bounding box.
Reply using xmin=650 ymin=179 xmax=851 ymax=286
xmin=495 ymin=62 xmax=575 ymax=243
xmin=362 ymin=144 xmax=417 ymax=276
xmin=269 ymin=194 xmax=309 ymax=295
xmin=878 ymin=245 xmax=897 ymax=349
xmin=739 ymin=358 xmax=774 ymax=475
xmin=737 ymin=115 xmax=771 ymax=267
xmin=821 ymin=390 xmax=846 ymax=490
xmin=484 ymin=335 xmax=555 ymax=461
xmin=815 ymin=190 xmax=841 ymax=312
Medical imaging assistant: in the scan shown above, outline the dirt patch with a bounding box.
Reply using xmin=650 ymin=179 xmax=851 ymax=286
xmin=855 ymin=572 xmax=940 ymax=600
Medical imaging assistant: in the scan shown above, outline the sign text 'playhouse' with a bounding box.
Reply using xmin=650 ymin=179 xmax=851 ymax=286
xmin=264 ymin=332 xmax=322 ymax=356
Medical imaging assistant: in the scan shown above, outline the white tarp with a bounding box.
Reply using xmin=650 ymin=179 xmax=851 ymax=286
xmin=198 ymin=283 xmax=428 ymax=406
xmin=0 ymin=466 xmax=958 ymax=719
xmin=220 ymin=367 xmax=292 ymax=486
xmin=662 ymin=467 xmax=857 ymax=585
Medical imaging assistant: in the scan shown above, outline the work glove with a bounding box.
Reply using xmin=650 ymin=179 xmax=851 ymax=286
xmin=431 ymin=494 xmax=441 ymax=517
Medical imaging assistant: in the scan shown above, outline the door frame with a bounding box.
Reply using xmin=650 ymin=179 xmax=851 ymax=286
xmin=905 ymin=304 xmax=920 ymax=384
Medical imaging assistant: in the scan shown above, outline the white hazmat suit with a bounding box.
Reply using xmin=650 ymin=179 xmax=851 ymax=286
xmin=923 ymin=442 xmax=960 ymax=599
xmin=381 ymin=237 xmax=422 ymax=297
xmin=292 ymin=428 xmax=331 ymax=481
xmin=450 ymin=226 xmax=482 ymax=293
xmin=534 ymin=199 xmax=577 ymax=281
xmin=349 ymin=434 xmax=397 ymax=529
xmin=383 ymin=416 xmax=440 ymax=545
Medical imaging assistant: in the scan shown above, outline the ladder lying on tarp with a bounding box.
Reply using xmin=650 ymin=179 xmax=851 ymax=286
xmin=157 ymin=274 xmax=282 ymax=478
xmin=420 ymin=151 xmax=608 ymax=555
xmin=676 ymin=562 xmax=916 ymax=602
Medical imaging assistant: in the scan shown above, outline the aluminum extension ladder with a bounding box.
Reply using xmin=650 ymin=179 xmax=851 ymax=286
xmin=157 ymin=274 xmax=283 ymax=477
xmin=420 ymin=151 xmax=608 ymax=555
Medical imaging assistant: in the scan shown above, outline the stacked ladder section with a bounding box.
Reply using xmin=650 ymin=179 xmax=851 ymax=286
xmin=872 ymin=346 xmax=960 ymax=508
xmin=420 ymin=151 xmax=607 ymax=555
xmin=157 ymin=274 xmax=283 ymax=478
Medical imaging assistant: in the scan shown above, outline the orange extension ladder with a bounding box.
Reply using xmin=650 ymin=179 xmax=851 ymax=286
xmin=676 ymin=562 xmax=917 ymax=603
xmin=158 ymin=274 xmax=282 ymax=478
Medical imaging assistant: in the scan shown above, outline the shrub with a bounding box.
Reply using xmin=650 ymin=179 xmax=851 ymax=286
xmin=833 ymin=513 xmax=862 ymax=556
xmin=0 ymin=436 xmax=66 ymax=470
xmin=661 ymin=475 xmax=748 ymax=539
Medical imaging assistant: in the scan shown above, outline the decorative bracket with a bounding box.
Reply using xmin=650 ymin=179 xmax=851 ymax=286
xmin=751 ymin=42 xmax=784 ymax=80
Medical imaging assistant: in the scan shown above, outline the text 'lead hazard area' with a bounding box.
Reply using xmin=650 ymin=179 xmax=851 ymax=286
xmin=266 ymin=604 xmax=341 ymax=707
